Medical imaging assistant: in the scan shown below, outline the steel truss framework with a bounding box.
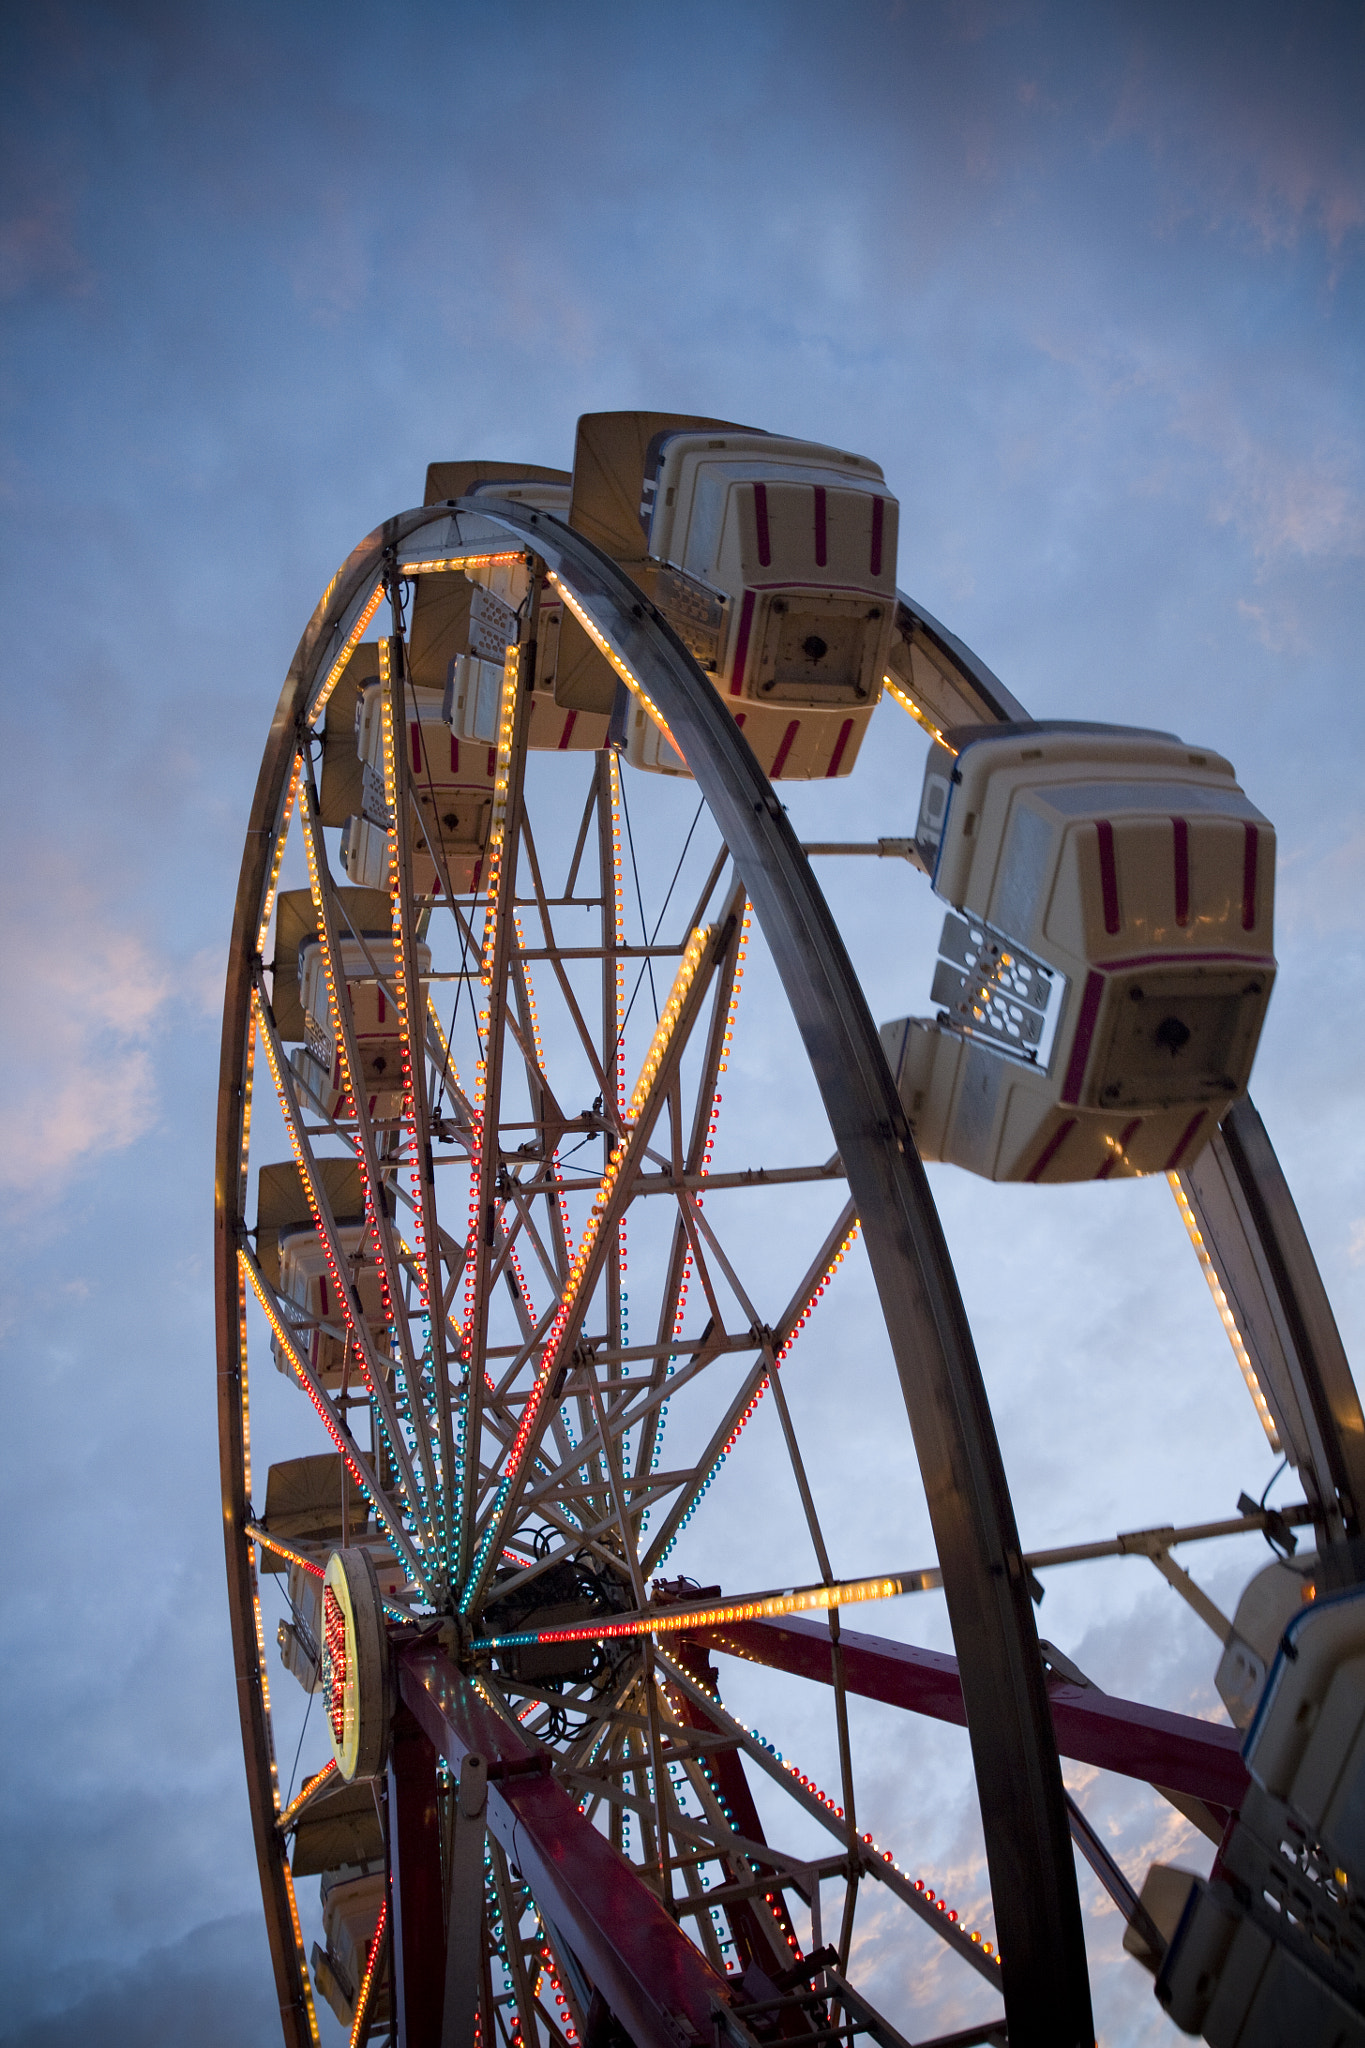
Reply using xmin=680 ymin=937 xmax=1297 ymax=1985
xmin=216 ymin=496 xmax=1365 ymax=2048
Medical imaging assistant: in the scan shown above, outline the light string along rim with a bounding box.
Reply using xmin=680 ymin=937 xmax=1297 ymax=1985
xmin=313 ymin=579 xmax=386 ymax=721
xmin=549 ymin=573 xmax=687 ymax=766
xmin=1169 ymin=1170 xmax=1280 ymax=1448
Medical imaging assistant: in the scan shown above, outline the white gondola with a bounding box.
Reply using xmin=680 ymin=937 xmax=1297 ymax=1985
xmin=643 ymin=430 xmax=896 ymax=706
xmin=257 ymin=1449 xmax=366 ymax=1560
xmin=1243 ymin=1582 xmax=1365 ymax=1875
xmin=255 ymin=1167 xmax=388 ymax=1390
xmin=338 ymin=466 xmax=606 ymax=901
xmin=276 ymin=1560 xmax=322 ymax=1693
xmin=293 ymin=929 xmax=431 ymax=1122
xmin=1138 ymin=1580 xmax=1365 ymax=2045
xmin=273 ymin=1221 xmax=385 ymax=1389
xmin=566 ymin=411 xmax=898 ymax=780
xmin=1214 ymin=1550 xmax=1319 ymax=1729
xmin=340 ymin=674 xmax=496 ymax=899
xmin=424 ymin=464 xmax=612 ymax=758
xmin=313 ymin=1871 xmax=389 ymax=2029
xmin=882 ymin=723 xmax=1276 ymax=1183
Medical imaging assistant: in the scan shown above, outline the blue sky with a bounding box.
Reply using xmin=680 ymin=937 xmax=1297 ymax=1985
xmin=1 ymin=3 xmax=1361 ymax=2042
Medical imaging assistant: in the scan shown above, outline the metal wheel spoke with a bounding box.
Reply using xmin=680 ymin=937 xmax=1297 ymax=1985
xmin=642 ymin=1197 xmax=859 ymax=1575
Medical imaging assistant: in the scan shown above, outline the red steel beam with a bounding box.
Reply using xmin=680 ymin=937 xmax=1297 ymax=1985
xmin=693 ymin=1616 xmax=1249 ymax=1811
xmin=397 ymin=1645 xmax=738 ymax=2047
xmin=388 ymin=1702 xmax=448 ymax=2047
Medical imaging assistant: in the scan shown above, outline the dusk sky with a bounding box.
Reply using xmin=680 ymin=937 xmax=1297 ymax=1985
xmin=2 ymin=4 xmax=1362 ymax=2044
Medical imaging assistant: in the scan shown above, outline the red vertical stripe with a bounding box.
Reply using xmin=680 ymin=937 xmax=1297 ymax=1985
xmin=1165 ymin=1110 xmax=1207 ymax=1171
xmin=1242 ymin=824 xmax=1259 ymax=931
xmin=410 ymin=722 xmax=422 ymax=774
xmin=770 ymin=720 xmax=801 ymax=778
xmin=318 ymin=1276 xmax=329 ymax=1315
xmin=1061 ymin=970 xmax=1106 ymax=1104
xmin=825 ymin=717 xmax=854 ymax=777
xmin=558 ymin=710 xmax=577 ymax=750
xmin=487 ymin=747 xmax=496 ymax=777
xmin=1026 ymin=1118 xmax=1077 ymax=1183
xmin=1172 ymin=817 xmax=1190 ymax=927
xmin=1096 ymin=820 xmax=1121 ymax=934
xmin=449 ymin=734 xmax=459 ymax=773
xmin=730 ymin=589 xmax=756 ymax=697
xmin=814 ymin=485 xmax=827 ymax=567
xmin=754 ymin=482 xmax=771 ymax=567
xmin=377 ymin=989 xmax=385 ymax=1024
xmin=1095 ymin=1117 xmax=1143 ymax=1181
xmin=734 ymin=712 xmax=746 ymax=729
xmin=870 ymin=496 xmax=885 ymax=578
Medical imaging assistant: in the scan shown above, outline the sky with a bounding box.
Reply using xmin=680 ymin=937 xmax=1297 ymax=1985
xmin=1 ymin=1 xmax=1362 ymax=2042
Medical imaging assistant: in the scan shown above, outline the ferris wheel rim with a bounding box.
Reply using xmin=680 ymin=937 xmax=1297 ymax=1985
xmin=223 ymin=486 xmax=1365 ymax=2046
xmin=216 ymin=495 xmax=1092 ymax=2044
xmin=217 ymin=473 xmax=1365 ymax=2048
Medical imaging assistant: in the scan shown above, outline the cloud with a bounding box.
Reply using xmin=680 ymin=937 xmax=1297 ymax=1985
xmin=0 ymin=192 xmax=93 ymax=304
xmin=0 ymin=1913 xmax=281 ymax=2048
xmin=1106 ymin=1 xmax=1365 ymax=253
xmin=1234 ymin=595 xmax=1303 ymax=655
xmin=0 ymin=864 xmax=174 ymax=1205
xmin=1206 ymin=434 xmax=1365 ymax=567
xmin=1274 ymin=824 xmax=1365 ymax=941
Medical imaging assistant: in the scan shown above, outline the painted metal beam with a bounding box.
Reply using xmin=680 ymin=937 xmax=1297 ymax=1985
xmin=693 ymin=1614 xmax=1249 ymax=1810
xmin=397 ymin=1645 xmax=740 ymax=2048
xmin=389 ymin=1703 xmax=448 ymax=2048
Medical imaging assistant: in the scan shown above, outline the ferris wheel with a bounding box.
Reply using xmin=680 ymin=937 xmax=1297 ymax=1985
xmin=217 ymin=414 xmax=1365 ymax=2048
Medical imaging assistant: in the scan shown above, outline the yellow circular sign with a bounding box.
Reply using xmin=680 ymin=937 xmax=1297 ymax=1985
xmin=321 ymin=1547 xmax=390 ymax=1780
